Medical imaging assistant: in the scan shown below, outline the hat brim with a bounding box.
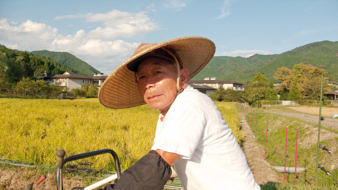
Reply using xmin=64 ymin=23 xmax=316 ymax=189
xmin=98 ymin=36 xmax=215 ymax=109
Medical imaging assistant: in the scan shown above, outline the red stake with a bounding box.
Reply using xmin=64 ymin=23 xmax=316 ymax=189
xmin=264 ymin=117 xmax=269 ymax=160
xmin=36 ymin=175 xmax=46 ymax=185
xmin=294 ymin=128 xmax=299 ymax=185
xmin=284 ymin=127 xmax=288 ymax=185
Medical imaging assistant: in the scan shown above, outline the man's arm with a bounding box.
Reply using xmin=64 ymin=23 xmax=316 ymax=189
xmin=104 ymin=150 xmax=178 ymax=190
xmin=155 ymin=149 xmax=179 ymax=166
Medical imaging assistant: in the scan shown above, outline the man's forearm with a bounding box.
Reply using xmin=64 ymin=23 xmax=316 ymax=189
xmin=104 ymin=150 xmax=172 ymax=190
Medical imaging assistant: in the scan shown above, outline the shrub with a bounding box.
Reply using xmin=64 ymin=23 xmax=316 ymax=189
xmin=68 ymin=84 xmax=98 ymax=98
xmin=209 ymin=87 xmax=245 ymax=102
xmin=14 ymin=77 xmax=63 ymax=98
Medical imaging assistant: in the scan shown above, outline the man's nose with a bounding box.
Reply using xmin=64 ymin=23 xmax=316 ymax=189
xmin=145 ymin=82 xmax=154 ymax=89
xmin=145 ymin=76 xmax=156 ymax=89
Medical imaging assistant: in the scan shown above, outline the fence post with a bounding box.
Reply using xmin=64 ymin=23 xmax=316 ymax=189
xmin=294 ymin=127 xmax=299 ymax=185
xmin=264 ymin=117 xmax=269 ymax=160
xmin=284 ymin=127 xmax=288 ymax=185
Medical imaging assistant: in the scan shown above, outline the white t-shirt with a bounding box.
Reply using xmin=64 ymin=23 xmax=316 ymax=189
xmin=151 ymin=85 xmax=260 ymax=190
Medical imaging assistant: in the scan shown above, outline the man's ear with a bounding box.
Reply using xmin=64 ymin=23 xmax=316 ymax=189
xmin=180 ymin=68 xmax=190 ymax=88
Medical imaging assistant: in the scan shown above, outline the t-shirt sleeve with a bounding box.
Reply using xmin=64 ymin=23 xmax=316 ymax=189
xmin=152 ymin=96 xmax=206 ymax=159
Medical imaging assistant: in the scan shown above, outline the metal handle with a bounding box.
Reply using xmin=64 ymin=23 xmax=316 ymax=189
xmin=56 ymin=149 xmax=121 ymax=190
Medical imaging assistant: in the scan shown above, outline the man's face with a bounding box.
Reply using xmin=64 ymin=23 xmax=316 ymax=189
xmin=136 ymin=57 xmax=178 ymax=115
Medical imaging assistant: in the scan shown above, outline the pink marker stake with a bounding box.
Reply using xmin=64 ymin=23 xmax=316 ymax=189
xmin=250 ymin=105 xmax=253 ymax=128
xmin=294 ymin=128 xmax=299 ymax=185
xmin=284 ymin=127 xmax=288 ymax=185
xmin=264 ymin=117 xmax=269 ymax=160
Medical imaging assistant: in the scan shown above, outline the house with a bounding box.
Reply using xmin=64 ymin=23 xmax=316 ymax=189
xmin=46 ymin=72 xmax=107 ymax=91
xmin=189 ymin=83 xmax=216 ymax=95
xmin=189 ymin=77 xmax=244 ymax=94
xmin=325 ymin=91 xmax=338 ymax=100
xmin=47 ymin=73 xmax=244 ymax=95
xmin=325 ymin=83 xmax=338 ymax=100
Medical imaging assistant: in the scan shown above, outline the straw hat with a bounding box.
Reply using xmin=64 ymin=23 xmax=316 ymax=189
xmin=98 ymin=36 xmax=215 ymax=109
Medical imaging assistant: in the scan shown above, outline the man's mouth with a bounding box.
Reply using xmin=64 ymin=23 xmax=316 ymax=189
xmin=147 ymin=94 xmax=161 ymax=100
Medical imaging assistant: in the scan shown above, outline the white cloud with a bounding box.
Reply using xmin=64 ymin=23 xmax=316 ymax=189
xmin=146 ymin=3 xmax=157 ymax=13
xmin=0 ymin=10 xmax=157 ymax=74
xmin=77 ymin=39 xmax=138 ymax=57
xmin=54 ymin=14 xmax=86 ymax=20
xmin=219 ymin=49 xmax=270 ymax=57
xmin=0 ymin=18 xmax=58 ymax=50
xmin=164 ymin=0 xmax=187 ymax=10
xmin=56 ymin=10 xmax=157 ymax=39
xmin=217 ymin=0 xmax=231 ymax=19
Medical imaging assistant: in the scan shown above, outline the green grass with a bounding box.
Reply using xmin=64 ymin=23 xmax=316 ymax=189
xmin=245 ymin=105 xmax=337 ymax=189
xmin=261 ymin=182 xmax=334 ymax=190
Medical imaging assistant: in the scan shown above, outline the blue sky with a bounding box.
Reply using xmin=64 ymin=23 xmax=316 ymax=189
xmin=0 ymin=0 xmax=337 ymax=74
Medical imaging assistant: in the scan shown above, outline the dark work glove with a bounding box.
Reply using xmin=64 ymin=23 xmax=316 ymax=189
xmin=104 ymin=150 xmax=172 ymax=190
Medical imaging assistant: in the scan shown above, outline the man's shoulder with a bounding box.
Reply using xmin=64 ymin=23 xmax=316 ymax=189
xmin=178 ymin=85 xmax=211 ymax=104
xmin=171 ymin=85 xmax=215 ymax=116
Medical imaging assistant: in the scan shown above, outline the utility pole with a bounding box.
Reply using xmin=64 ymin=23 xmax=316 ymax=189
xmin=315 ymin=74 xmax=323 ymax=186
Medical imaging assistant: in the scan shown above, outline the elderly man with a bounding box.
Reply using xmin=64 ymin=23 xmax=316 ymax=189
xmin=99 ymin=36 xmax=260 ymax=190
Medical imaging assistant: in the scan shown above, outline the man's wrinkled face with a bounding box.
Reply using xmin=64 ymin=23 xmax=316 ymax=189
xmin=136 ymin=57 xmax=178 ymax=115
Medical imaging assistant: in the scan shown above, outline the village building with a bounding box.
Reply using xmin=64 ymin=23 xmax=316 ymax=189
xmin=326 ymin=83 xmax=338 ymax=100
xmin=46 ymin=73 xmax=244 ymax=95
xmin=46 ymin=72 xmax=107 ymax=91
xmin=325 ymin=90 xmax=338 ymax=100
xmin=46 ymin=73 xmax=337 ymax=101
xmin=189 ymin=77 xmax=244 ymax=94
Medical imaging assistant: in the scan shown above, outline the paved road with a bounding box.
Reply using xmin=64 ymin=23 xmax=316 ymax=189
xmin=265 ymin=110 xmax=338 ymax=130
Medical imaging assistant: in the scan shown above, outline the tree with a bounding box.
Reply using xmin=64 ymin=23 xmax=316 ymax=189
xmin=274 ymin=66 xmax=292 ymax=93
xmin=15 ymin=77 xmax=34 ymax=96
xmin=274 ymin=63 xmax=330 ymax=100
xmin=245 ymin=72 xmax=277 ymax=105
xmin=209 ymin=86 xmax=227 ymax=101
xmin=288 ymin=81 xmax=301 ymax=100
xmin=14 ymin=78 xmax=63 ymax=97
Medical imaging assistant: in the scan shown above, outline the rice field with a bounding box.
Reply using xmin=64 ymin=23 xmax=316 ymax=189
xmin=0 ymin=98 xmax=242 ymax=172
xmin=286 ymin=106 xmax=338 ymax=118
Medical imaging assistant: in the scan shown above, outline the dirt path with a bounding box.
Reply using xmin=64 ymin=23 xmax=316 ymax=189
xmin=239 ymin=111 xmax=280 ymax=185
xmin=266 ymin=110 xmax=338 ymax=130
xmin=0 ymin=167 xmax=83 ymax=190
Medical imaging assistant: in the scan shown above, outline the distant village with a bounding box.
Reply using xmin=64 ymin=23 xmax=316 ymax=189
xmin=46 ymin=72 xmax=338 ymax=101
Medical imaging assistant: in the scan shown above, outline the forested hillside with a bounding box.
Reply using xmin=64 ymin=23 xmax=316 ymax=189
xmin=195 ymin=40 xmax=338 ymax=83
xmin=1 ymin=40 xmax=337 ymax=85
xmin=32 ymin=50 xmax=100 ymax=76
xmin=0 ymin=45 xmax=69 ymax=83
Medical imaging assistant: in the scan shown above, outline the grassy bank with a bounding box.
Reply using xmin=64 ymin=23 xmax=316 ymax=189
xmin=244 ymin=105 xmax=337 ymax=189
xmin=0 ymin=98 xmax=242 ymax=172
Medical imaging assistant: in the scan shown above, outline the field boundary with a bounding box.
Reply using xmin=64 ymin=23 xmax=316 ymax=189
xmin=238 ymin=109 xmax=280 ymax=185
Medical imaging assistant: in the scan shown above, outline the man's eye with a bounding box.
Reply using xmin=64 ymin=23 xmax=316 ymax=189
xmin=138 ymin=75 xmax=145 ymax=80
xmin=155 ymin=70 xmax=162 ymax=74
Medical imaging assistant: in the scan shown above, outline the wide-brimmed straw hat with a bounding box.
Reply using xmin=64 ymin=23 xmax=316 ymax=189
xmin=98 ymin=36 xmax=215 ymax=109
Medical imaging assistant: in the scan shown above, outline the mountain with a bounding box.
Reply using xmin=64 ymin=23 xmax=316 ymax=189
xmin=194 ymin=41 xmax=338 ymax=83
xmin=32 ymin=50 xmax=100 ymax=76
